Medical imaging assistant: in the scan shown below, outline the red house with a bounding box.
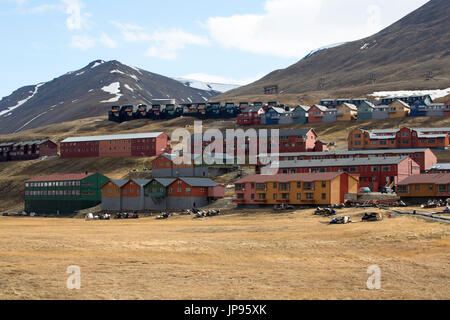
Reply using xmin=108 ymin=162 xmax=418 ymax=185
xmin=308 ymin=105 xmax=328 ymax=123
xmin=445 ymin=100 xmax=450 ymax=117
xmin=60 ymin=132 xmax=168 ymax=159
xmin=237 ymin=107 xmax=262 ymax=126
xmin=265 ymin=156 xmax=420 ymax=192
xmin=0 ymin=139 xmax=57 ymax=162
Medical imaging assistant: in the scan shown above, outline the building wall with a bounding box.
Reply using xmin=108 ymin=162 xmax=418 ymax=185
xmin=166 ymin=196 xmax=209 ymax=209
xmin=39 ymin=141 xmax=58 ymax=157
xmin=99 ymin=139 xmax=131 ymax=157
xmin=389 ymin=101 xmax=410 ymax=118
xmin=308 ymin=107 xmax=323 ymax=123
xmin=60 ymin=141 xmax=100 ymax=159
xmin=102 ymin=197 xmax=122 ymax=211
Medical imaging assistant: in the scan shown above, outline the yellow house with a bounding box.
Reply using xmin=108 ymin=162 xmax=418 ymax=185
xmin=397 ymin=174 xmax=450 ymax=198
xmin=388 ymin=100 xmax=410 ymax=118
xmin=234 ymin=172 xmax=359 ymax=205
xmin=337 ymin=103 xmax=358 ymax=121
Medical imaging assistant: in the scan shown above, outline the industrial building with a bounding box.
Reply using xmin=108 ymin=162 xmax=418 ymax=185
xmin=60 ymin=132 xmax=168 ymax=159
xmin=24 ymin=172 xmax=110 ymax=214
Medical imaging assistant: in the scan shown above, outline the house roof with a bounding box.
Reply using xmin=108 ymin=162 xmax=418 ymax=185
xmin=294 ymin=105 xmax=310 ymax=112
xmin=392 ymin=100 xmax=411 ymax=109
xmin=0 ymin=140 xmax=51 ymax=147
xmin=61 ymin=132 xmax=164 ymax=143
xmin=427 ymin=163 xmax=450 ymax=171
xmin=340 ymin=103 xmax=358 ymax=111
xmin=257 ymin=148 xmax=432 ymax=158
xmin=235 ymin=172 xmax=352 ymax=184
xmin=106 ymin=180 xmax=128 ymax=188
xmin=131 ymin=179 xmax=152 ymax=187
xmin=152 ymin=178 xmax=177 ymax=187
xmin=27 ymin=172 xmax=97 ymax=182
xmin=310 ymin=105 xmax=329 ymax=112
xmin=398 ymin=174 xmax=450 ymax=185
xmin=178 ymin=178 xmax=218 ymax=187
xmin=270 ymin=156 xmax=411 ymax=169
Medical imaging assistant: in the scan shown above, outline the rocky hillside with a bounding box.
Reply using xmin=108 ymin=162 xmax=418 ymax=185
xmin=216 ymin=0 xmax=450 ymax=103
xmin=0 ymin=60 xmax=219 ymax=134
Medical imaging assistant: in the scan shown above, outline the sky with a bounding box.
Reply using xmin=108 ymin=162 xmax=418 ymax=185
xmin=0 ymin=0 xmax=430 ymax=98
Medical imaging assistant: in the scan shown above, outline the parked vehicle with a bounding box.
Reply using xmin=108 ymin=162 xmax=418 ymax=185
xmin=359 ymin=187 xmax=371 ymax=193
xmin=274 ymin=204 xmax=295 ymax=211
xmin=379 ymin=186 xmax=394 ymax=194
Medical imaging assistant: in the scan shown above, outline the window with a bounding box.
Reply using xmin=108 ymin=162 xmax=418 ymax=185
xmin=322 ymin=182 xmax=326 ymax=188
xmin=438 ymin=185 xmax=446 ymax=193
xmin=259 ymin=193 xmax=266 ymax=200
xmin=297 ymin=193 xmax=301 ymax=199
xmin=349 ymin=167 xmax=358 ymax=173
xmin=304 ymin=182 xmax=314 ymax=190
xmin=235 ymin=184 xmax=243 ymax=191
xmin=251 ymin=194 xmax=255 ymax=199
xmin=297 ymin=182 xmax=301 ymax=189
xmin=169 ymin=188 xmax=174 ymax=194
xmin=415 ymin=185 xmax=420 ymax=191
xmin=237 ymin=193 xmax=244 ymax=199
xmin=306 ymin=193 xmax=314 ymax=199
xmin=322 ymin=193 xmax=326 ymax=200
xmin=282 ymin=193 xmax=289 ymax=200
xmin=371 ymin=167 xmax=379 ymax=172
xmin=382 ymin=166 xmax=391 ymax=172
xmin=273 ymin=194 xmax=278 ymax=200
xmin=429 ymin=185 xmax=434 ymax=191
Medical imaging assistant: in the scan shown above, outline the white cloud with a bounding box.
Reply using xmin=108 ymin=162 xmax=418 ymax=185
xmin=112 ymin=22 xmax=210 ymax=60
xmin=70 ymin=34 xmax=96 ymax=50
xmin=205 ymin=0 xmax=427 ymax=58
xmin=111 ymin=22 xmax=152 ymax=42
xmin=100 ymin=33 xmax=117 ymax=48
xmin=61 ymin=0 xmax=89 ymax=30
xmin=146 ymin=29 xmax=210 ymax=60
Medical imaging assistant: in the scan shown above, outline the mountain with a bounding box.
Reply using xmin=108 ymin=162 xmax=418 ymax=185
xmin=215 ymin=0 xmax=450 ymax=104
xmin=172 ymin=77 xmax=241 ymax=93
xmin=0 ymin=60 xmax=220 ymax=134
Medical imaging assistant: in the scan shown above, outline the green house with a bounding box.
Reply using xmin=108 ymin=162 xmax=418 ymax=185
xmin=144 ymin=178 xmax=176 ymax=198
xmin=357 ymin=101 xmax=375 ymax=120
xmin=24 ymin=172 xmax=110 ymax=215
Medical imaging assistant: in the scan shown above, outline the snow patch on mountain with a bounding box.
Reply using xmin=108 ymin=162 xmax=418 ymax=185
xmin=173 ymin=77 xmax=240 ymax=93
xmin=100 ymin=82 xmax=123 ymax=103
xmin=303 ymin=42 xmax=347 ymax=60
xmin=91 ymin=60 xmax=105 ymax=69
xmin=0 ymin=83 xmax=45 ymax=117
xmin=370 ymin=88 xmax=450 ymax=101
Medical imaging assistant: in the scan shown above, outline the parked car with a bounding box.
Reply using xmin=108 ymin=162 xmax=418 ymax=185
xmin=379 ymin=186 xmax=394 ymax=194
xmin=359 ymin=187 xmax=371 ymax=194
xmin=2 ymin=212 xmax=9 ymax=216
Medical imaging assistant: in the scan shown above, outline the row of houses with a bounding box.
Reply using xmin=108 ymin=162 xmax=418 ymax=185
xmin=0 ymin=139 xmax=57 ymax=162
xmin=108 ymin=101 xmax=251 ymax=123
xmin=101 ymin=177 xmax=225 ymax=211
xmin=348 ymin=127 xmax=450 ymax=150
xmin=237 ymin=97 xmax=450 ymax=126
xmin=397 ymin=174 xmax=450 ymax=198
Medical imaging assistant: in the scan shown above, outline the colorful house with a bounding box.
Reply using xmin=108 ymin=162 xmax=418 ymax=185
xmin=60 ymin=132 xmax=168 ymax=159
xmin=166 ymin=178 xmax=224 ymax=209
xmin=348 ymin=127 xmax=450 ymax=150
xmin=264 ymin=156 xmax=420 ymax=192
xmin=336 ymin=103 xmax=357 ymax=121
xmin=292 ymin=105 xmax=310 ymax=123
xmin=144 ymin=178 xmax=176 ymax=210
xmin=322 ymin=108 xmax=337 ymax=123
xmin=0 ymin=139 xmax=57 ymax=162
xmin=397 ymin=174 xmax=450 ymax=198
xmin=234 ymin=172 xmax=359 ymax=206
xmin=357 ymin=101 xmax=376 ymax=120
xmin=237 ymin=106 xmax=262 ymax=126
xmin=263 ymin=107 xmax=294 ymax=125
xmin=308 ymin=105 xmax=329 ymax=123
xmin=101 ymin=180 xmax=128 ymax=211
xmin=388 ymin=100 xmax=411 ymax=118
xmin=25 ymin=172 xmax=110 ymax=214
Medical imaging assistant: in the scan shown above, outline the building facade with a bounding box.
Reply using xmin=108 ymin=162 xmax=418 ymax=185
xmin=263 ymin=156 xmax=420 ymax=192
xmin=234 ymin=172 xmax=359 ymax=206
xmin=25 ymin=172 xmax=109 ymax=214
xmin=60 ymin=132 xmax=168 ymax=159
xmin=397 ymin=174 xmax=450 ymax=198
xmin=348 ymin=127 xmax=450 ymax=150
xmin=0 ymin=139 xmax=57 ymax=162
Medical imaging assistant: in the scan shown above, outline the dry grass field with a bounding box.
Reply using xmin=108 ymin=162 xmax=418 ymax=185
xmin=0 ymin=208 xmax=448 ymax=300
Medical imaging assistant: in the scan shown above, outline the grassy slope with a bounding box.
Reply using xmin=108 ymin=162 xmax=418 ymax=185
xmin=0 ymin=115 xmax=449 ymax=212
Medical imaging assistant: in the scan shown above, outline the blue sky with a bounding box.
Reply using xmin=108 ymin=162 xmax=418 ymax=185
xmin=0 ymin=0 xmax=430 ymax=98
